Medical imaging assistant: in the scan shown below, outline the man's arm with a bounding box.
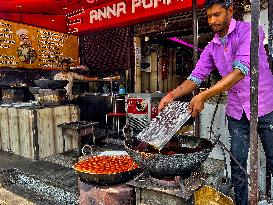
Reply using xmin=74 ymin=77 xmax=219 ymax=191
xmin=158 ymin=44 xmax=215 ymax=112
xmin=54 ymin=73 xmax=60 ymax=80
xmin=198 ymin=69 xmax=244 ymax=101
xmin=169 ymin=80 xmax=197 ymax=99
xmin=158 ymin=80 xmax=197 ymax=112
xmin=189 ymin=69 xmax=244 ymax=117
xmin=72 ymin=72 xmax=98 ymax=81
xmin=82 ymin=76 xmax=98 ymax=81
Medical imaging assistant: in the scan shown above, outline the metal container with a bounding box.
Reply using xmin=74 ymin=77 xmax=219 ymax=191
xmin=75 ymin=167 xmax=140 ymax=186
xmin=124 ymin=135 xmax=213 ymax=178
xmin=2 ymin=89 xmax=24 ymax=103
xmin=34 ymin=79 xmax=68 ymax=89
xmin=36 ymin=89 xmax=66 ymax=105
xmin=1 ymin=87 xmax=28 ymax=103
xmin=73 ymin=151 xmax=140 ymax=186
xmin=28 ymin=87 xmax=40 ymax=95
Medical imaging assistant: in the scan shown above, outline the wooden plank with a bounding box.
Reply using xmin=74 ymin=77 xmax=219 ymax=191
xmin=167 ymin=48 xmax=174 ymax=91
xmin=64 ymin=106 xmax=77 ymax=151
xmin=158 ymin=46 xmax=163 ymax=92
xmin=53 ymin=106 xmax=66 ymax=153
xmin=135 ymin=37 xmax=142 ymax=93
xmin=53 ymin=106 xmax=79 ymax=153
xmin=54 ymin=106 xmax=71 ymax=153
xmin=60 ymin=106 xmax=73 ymax=151
xmin=69 ymin=106 xmax=80 ymax=149
xmin=8 ymin=108 xmax=20 ymax=155
xmin=37 ymin=107 xmax=55 ymax=158
xmin=63 ymin=129 xmax=78 ymax=152
xmin=69 ymin=105 xmax=80 ymax=118
xmin=0 ymin=108 xmax=3 ymax=150
xmin=0 ymin=105 xmax=79 ymax=159
xmin=141 ymin=72 xmax=150 ymax=93
xmin=0 ymin=108 xmax=10 ymax=151
xmin=18 ymin=109 xmax=34 ymax=159
xmin=150 ymin=52 xmax=158 ymax=92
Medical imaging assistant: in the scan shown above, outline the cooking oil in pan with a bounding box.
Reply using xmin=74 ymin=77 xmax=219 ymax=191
xmin=135 ymin=139 xmax=203 ymax=155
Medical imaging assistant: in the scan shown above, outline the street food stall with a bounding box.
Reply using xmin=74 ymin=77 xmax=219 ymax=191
xmin=0 ymin=0 xmax=272 ymax=204
xmin=0 ymin=19 xmax=82 ymax=159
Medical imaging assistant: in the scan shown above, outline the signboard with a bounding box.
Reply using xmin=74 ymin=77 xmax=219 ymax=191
xmin=0 ymin=19 xmax=79 ymax=70
xmin=68 ymin=0 xmax=205 ymax=33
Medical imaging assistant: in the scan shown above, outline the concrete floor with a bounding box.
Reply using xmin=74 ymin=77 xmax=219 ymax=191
xmin=0 ymin=150 xmax=79 ymax=205
xmin=0 ymin=139 xmax=124 ymax=205
xmin=0 ymin=188 xmax=35 ymax=205
xmin=0 ymin=142 xmax=234 ymax=205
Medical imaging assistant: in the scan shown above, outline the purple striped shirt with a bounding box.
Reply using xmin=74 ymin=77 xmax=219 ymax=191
xmin=188 ymin=18 xmax=273 ymax=120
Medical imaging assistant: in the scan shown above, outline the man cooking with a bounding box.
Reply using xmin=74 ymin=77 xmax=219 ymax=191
xmin=54 ymin=59 xmax=98 ymax=100
xmin=158 ymin=0 xmax=273 ymax=204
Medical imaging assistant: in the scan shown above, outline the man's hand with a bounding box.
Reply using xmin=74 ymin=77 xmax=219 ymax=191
xmin=158 ymin=94 xmax=173 ymax=113
xmin=188 ymin=94 xmax=205 ymax=117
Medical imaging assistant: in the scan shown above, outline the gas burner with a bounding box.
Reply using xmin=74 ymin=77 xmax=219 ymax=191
xmin=148 ymin=171 xmax=204 ymax=191
xmin=149 ymin=175 xmax=178 ymax=188
xmin=128 ymin=171 xmax=205 ymax=200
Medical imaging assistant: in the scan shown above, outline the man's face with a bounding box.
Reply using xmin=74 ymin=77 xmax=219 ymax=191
xmin=62 ymin=63 xmax=69 ymax=71
xmin=207 ymin=4 xmax=233 ymax=35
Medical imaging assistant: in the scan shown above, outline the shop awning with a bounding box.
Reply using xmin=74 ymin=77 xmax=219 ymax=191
xmin=0 ymin=0 xmax=205 ymax=33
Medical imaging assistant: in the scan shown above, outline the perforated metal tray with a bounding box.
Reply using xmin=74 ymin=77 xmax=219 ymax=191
xmin=136 ymin=101 xmax=191 ymax=150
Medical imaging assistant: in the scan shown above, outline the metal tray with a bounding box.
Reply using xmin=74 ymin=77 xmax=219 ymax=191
xmin=136 ymin=101 xmax=191 ymax=150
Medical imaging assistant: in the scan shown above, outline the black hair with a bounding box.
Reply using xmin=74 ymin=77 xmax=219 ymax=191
xmin=60 ymin=58 xmax=71 ymax=64
xmin=205 ymin=0 xmax=231 ymax=10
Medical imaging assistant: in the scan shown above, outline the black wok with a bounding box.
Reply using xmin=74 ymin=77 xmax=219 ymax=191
xmin=124 ymin=135 xmax=214 ymax=178
xmin=28 ymin=87 xmax=40 ymax=95
xmin=74 ymin=167 xmax=140 ymax=186
xmin=34 ymin=79 xmax=68 ymax=89
xmin=73 ymin=151 xmax=140 ymax=186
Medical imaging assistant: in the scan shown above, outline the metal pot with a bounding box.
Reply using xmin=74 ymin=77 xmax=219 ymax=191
xmin=124 ymin=135 xmax=214 ymax=178
xmin=1 ymin=86 xmax=30 ymax=103
xmin=74 ymin=167 xmax=140 ymax=186
xmin=28 ymin=87 xmax=40 ymax=95
xmin=34 ymin=79 xmax=68 ymax=89
xmin=73 ymin=151 xmax=140 ymax=186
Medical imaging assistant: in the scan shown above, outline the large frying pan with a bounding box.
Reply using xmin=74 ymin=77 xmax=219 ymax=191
xmin=74 ymin=167 xmax=140 ymax=186
xmin=34 ymin=79 xmax=68 ymax=89
xmin=124 ymin=135 xmax=214 ymax=178
xmin=73 ymin=151 xmax=140 ymax=186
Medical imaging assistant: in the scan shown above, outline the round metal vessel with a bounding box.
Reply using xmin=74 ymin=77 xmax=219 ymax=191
xmin=124 ymin=135 xmax=214 ymax=178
